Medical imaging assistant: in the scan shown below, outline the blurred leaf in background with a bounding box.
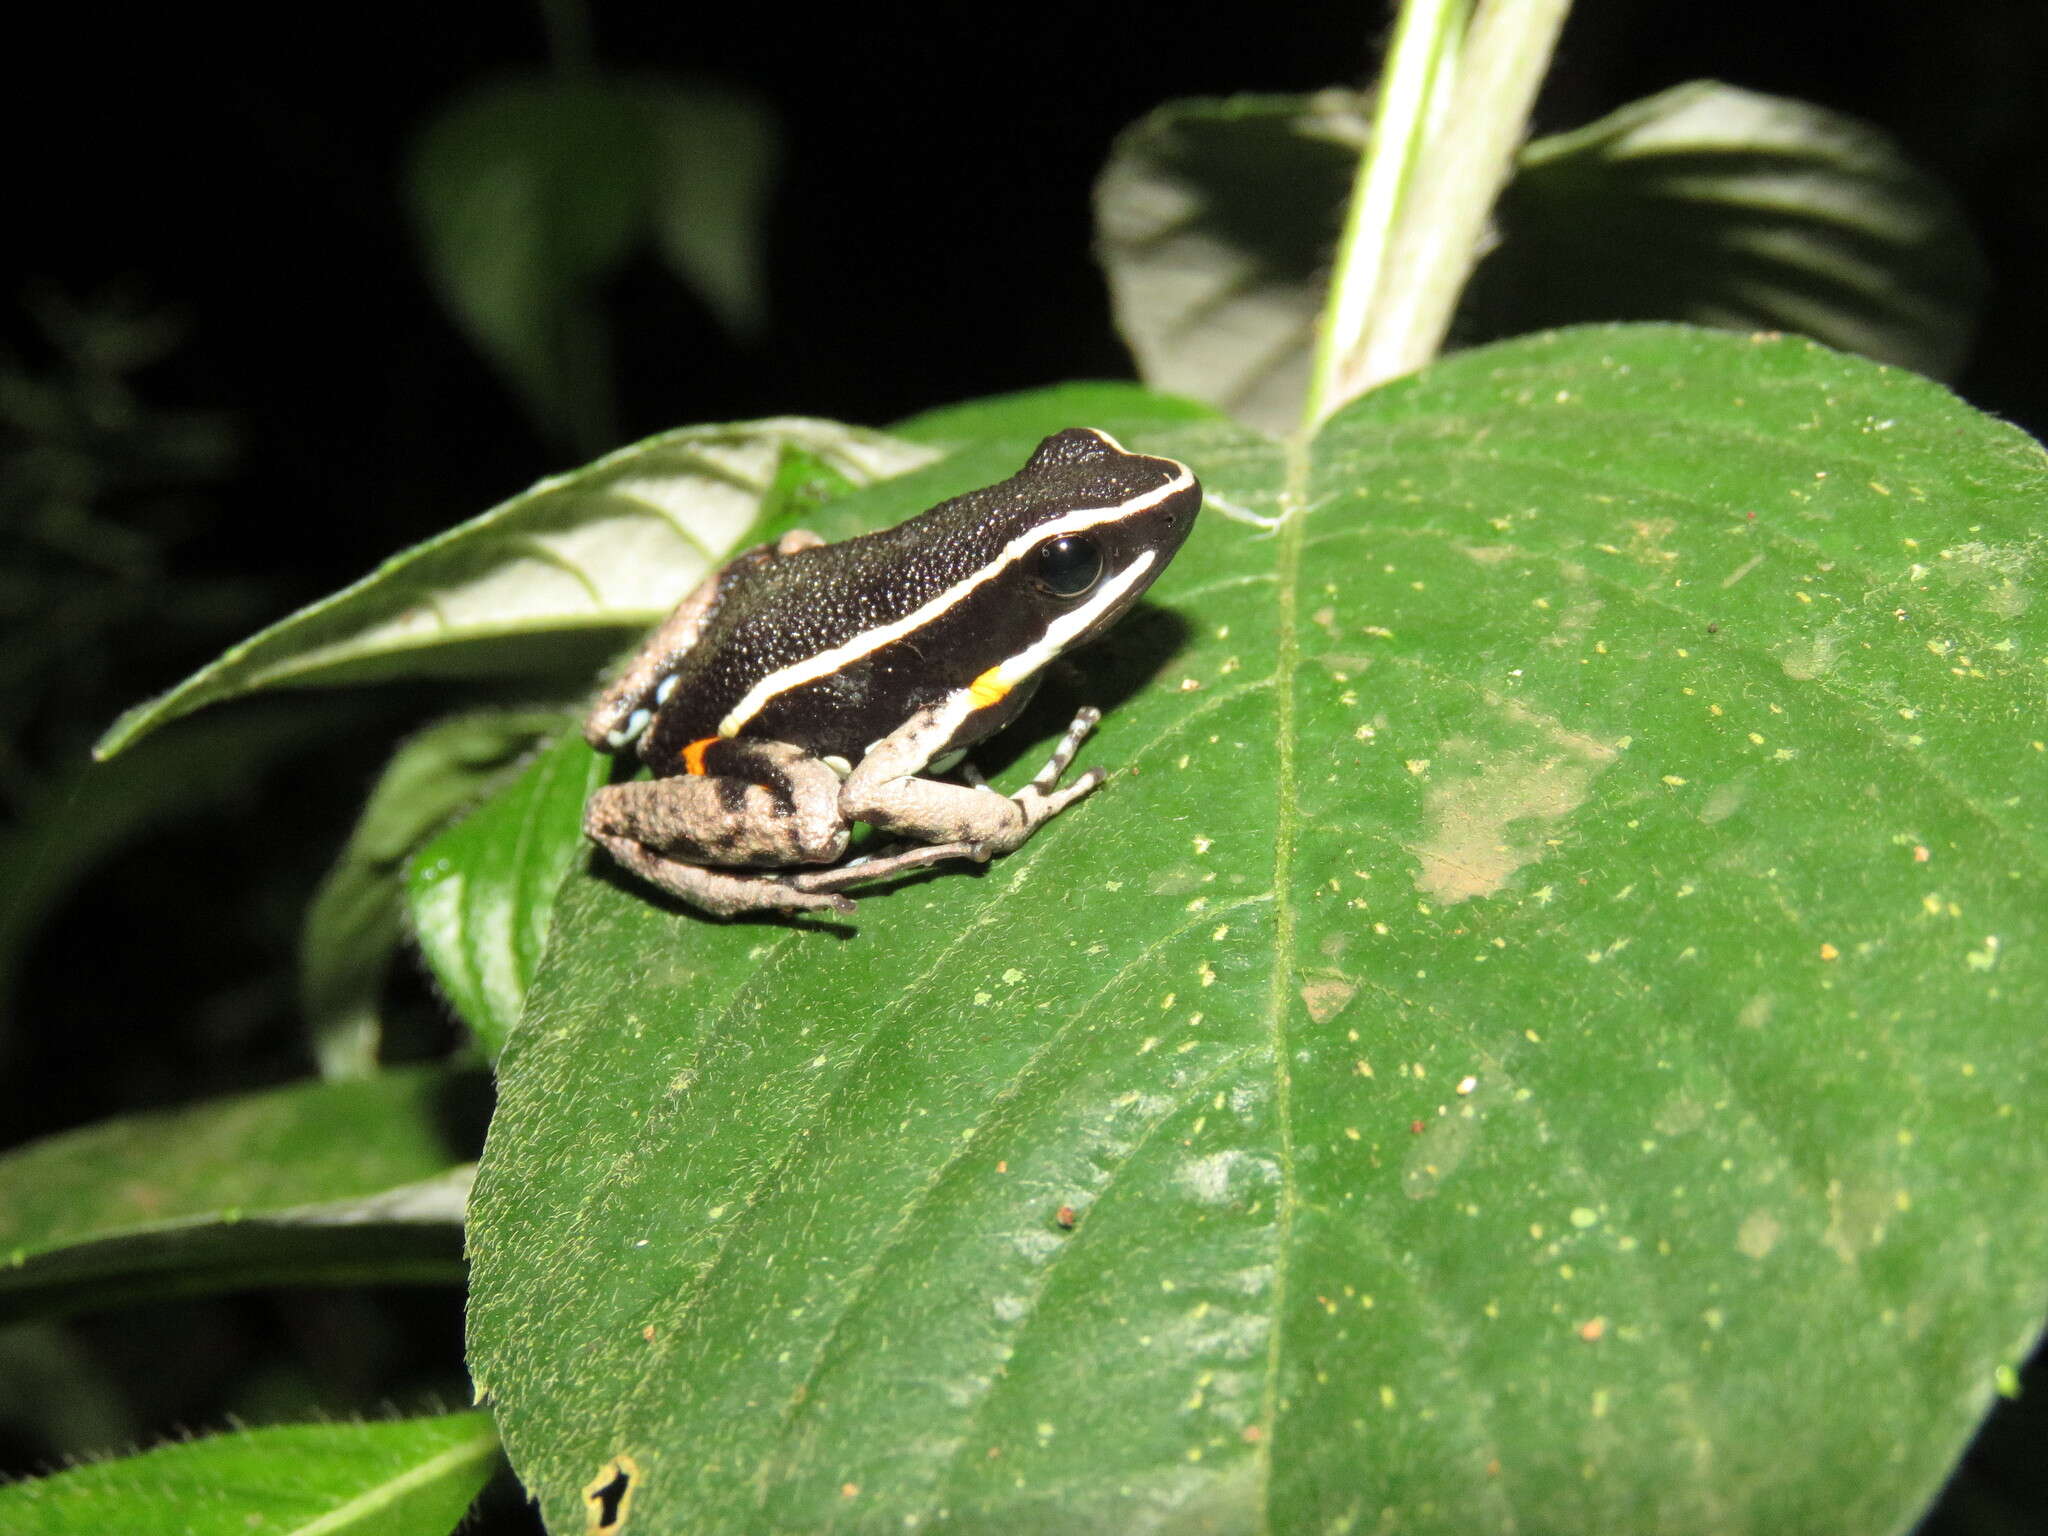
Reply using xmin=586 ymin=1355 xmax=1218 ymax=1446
xmin=407 ymin=75 xmax=779 ymax=455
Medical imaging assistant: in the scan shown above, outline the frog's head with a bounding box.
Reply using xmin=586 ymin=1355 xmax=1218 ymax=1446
xmin=956 ymin=427 xmax=1202 ymax=680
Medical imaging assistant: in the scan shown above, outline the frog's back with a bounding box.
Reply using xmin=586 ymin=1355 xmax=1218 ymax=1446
xmin=639 ymin=427 xmax=1197 ymax=770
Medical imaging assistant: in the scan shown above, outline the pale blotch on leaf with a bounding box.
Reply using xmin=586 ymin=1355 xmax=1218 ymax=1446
xmin=1402 ymin=1102 xmax=1481 ymax=1199
xmin=1736 ymin=1209 xmax=1783 ymax=1259
xmin=1824 ymin=1173 xmax=1896 ymax=1262
xmin=1778 ymin=632 xmax=1840 ymax=680
xmin=1411 ymin=709 xmax=1619 ymax=905
xmin=1299 ymin=976 xmax=1356 ymax=1023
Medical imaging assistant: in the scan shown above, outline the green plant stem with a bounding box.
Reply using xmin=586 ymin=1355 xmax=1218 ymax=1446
xmin=1304 ymin=0 xmax=1468 ymax=431
xmin=1307 ymin=0 xmax=1574 ymax=428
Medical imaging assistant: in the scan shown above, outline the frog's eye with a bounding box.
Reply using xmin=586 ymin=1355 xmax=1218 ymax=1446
xmin=1033 ymin=534 xmax=1104 ymax=598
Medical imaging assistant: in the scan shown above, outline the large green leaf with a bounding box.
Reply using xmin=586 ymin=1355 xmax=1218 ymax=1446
xmin=407 ymin=722 xmax=610 ymax=1060
xmin=1098 ymin=83 xmax=1984 ymax=432
xmin=0 ymin=1410 xmax=499 ymax=1536
xmin=468 ymin=328 xmax=2046 ymax=1533
xmin=0 ymin=1068 xmax=477 ymax=1322
xmin=94 ymin=421 xmax=932 ymax=760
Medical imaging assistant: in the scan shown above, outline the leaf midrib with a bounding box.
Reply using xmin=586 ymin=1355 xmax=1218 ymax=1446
xmin=1252 ymin=438 xmax=1309 ymax=1531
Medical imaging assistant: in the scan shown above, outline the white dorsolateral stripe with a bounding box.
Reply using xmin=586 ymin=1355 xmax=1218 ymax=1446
xmin=716 ymin=466 xmax=1194 ymax=737
xmin=869 ymin=549 xmax=1158 ymax=765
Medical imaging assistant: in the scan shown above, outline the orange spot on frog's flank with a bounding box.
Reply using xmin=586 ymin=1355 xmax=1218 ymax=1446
xmin=969 ymin=667 xmax=1009 ymax=708
xmin=681 ymin=737 xmax=716 ymax=775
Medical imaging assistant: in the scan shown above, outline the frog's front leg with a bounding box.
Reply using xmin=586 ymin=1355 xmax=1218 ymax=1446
xmin=585 ymin=739 xmax=854 ymax=917
xmin=802 ymin=704 xmax=1106 ymax=895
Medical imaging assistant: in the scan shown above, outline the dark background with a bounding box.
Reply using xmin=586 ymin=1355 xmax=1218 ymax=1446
xmin=3 ymin=2 xmax=2043 ymax=1529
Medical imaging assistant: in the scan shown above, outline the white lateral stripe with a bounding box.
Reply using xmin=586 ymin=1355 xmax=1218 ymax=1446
xmin=718 ymin=465 xmax=1193 ymax=735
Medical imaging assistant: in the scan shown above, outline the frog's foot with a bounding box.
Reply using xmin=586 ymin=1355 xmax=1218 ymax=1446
xmin=588 ymin=830 xmax=856 ymax=918
xmin=787 ymin=840 xmax=983 ymax=896
xmin=988 ymin=704 xmax=1106 ymax=852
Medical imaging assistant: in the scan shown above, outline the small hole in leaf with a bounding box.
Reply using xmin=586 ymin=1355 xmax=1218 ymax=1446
xmin=583 ymin=1454 xmax=641 ymax=1533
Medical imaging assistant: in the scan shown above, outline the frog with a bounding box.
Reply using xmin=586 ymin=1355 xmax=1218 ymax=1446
xmin=581 ymin=426 xmax=1201 ymax=918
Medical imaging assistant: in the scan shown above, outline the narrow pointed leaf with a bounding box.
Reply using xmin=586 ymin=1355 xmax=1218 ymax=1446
xmin=468 ymin=331 xmax=2046 ymax=1533
xmin=0 ymin=1068 xmax=480 ymax=1322
xmin=305 ymin=710 xmax=571 ymax=1078
xmin=0 ymin=1410 xmax=500 ymax=1536
xmin=406 ymin=723 xmax=609 ymax=1059
xmin=94 ymin=422 xmax=934 ymax=760
xmin=407 ymin=79 xmax=646 ymax=450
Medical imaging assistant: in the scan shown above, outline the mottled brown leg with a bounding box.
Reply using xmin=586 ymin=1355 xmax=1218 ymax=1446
xmin=588 ymin=828 xmax=854 ymax=917
xmin=833 ymin=705 xmax=1107 ymax=868
xmin=583 ymin=739 xmax=853 ymax=917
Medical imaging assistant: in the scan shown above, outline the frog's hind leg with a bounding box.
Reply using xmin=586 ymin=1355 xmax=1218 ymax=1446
xmin=587 ymin=826 xmax=854 ymax=917
xmin=584 ymin=739 xmax=853 ymax=917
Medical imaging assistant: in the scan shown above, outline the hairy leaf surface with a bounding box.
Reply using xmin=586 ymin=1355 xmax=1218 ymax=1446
xmin=0 ymin=1410 xmax=499 ymax=1536
xmin=0 ymin=1068 xmax=479 ymax=1321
